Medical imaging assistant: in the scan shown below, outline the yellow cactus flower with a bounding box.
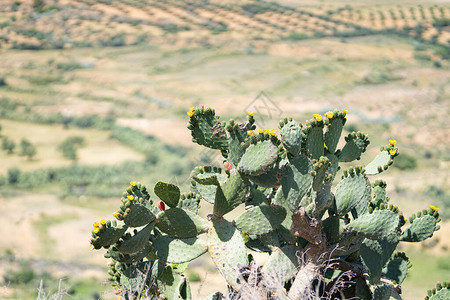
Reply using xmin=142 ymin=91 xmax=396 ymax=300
xmin=247 ymin=130 xmax=254 ymax=136
xmin=248 ymin=111 xmax=255 ymax=117
xmin=100 ymin=219 xmax=107 ymax=225
xmin=429 ymin=205 xmax=439 ymax=212
xmin=270 ymin=129 xmax=277 ymax=136
xmin=113 ymin=211 xmax=120 ymax=218
xmin=93 ymin=227 xmax=100 ymax=234
xmin=187 ymin=111 xmax=194 ymax=117
xmin=189 ymin=107 xmax=195 ymax=112
xmin=313 ymin=114 xmax=323 ymax=122
xmin=127 ymin=195 xmax=134 ymax=201
xmin=130 ymin=181 xmax=136 ymax=186
xmin=258 ymin=128 xmax=264 ymax=134
xmin=93 ymin=221 xmax=99 ymax=228
xmin=90 ymin=244 xmax=95 ymax=250
xmin=403 ymin=217 xmax=408 ymax=222
xmin=325 ymin=112 xmax=334 ymax=119
xmin=389 ymin=149 xmax=397 ymax=156
xmin=342 ymin=109 xmax=348 ymax=114
xmin=389 ymin=139 xmax=397 ymax=146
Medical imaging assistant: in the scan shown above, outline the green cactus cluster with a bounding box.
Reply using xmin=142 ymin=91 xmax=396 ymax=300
xmin=89 ymin=108 xmax=443 ymax=299
xmin=425 ymin=282 xmax=450 ymax=300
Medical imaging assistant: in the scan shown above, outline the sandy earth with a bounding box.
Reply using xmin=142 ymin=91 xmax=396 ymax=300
xmin=116 ymin=117 xmax=193 ymax=147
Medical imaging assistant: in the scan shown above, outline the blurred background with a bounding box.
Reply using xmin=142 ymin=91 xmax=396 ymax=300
xmin=0 ymin=0 xmax=449 ymax=299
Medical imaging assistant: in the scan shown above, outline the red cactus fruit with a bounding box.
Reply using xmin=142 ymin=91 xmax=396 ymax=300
xmin=224 ymin=162 xmax=232 ymax=170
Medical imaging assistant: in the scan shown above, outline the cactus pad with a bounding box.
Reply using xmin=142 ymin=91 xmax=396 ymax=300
xmin=187 ymin=107 xmax=228 ymax=151
xmin=159 ymin=266 xmax=192 ymax=299
xmin=246 ymin=189 xmax=269 ymax=207
xmin=118 ymin=222 xmax=154 ymax=254
xmin=338 ymin=131 xmax=369 ymax=162
xmin=91 ymin=223 xmax=128 ymax=249
xmin=400 ymin=214 xmax=437 ymax=242
xmin=305 ymin=121 xmax=324 ymax=159
xmin=373 ymin=284 xmax=394 ymax=300
xmin=122 ymin=202 xmax=155 ymax=227
xmin=371 ymin=180 xmax=389 ymax=208
xmin=280 ymin=154 xmax=313 ymax=212
xmin=324 ymin=111 xmax=346 ymax=153
xmin=213 ymin=170 xmax=249 ymax=216
xmin=322 ymin=215 xmax=342 ymax=244
xmin=383 ymin=252 xmax=411 ymax=284
xmin=360 ymin=235 xmax=399 ymax=283
xmin=107 ymin=243 xmax=152 ymax=264
xmin=156 ymin=208 xmax=209 ymax=238
xmin=334 ymin=170 xmax=371 ymax=216
xmin=234 ymin=205 xmax=287 ymax=235
xmin=177 ymin=192 xmax=201 ymax=214
xmin=247 ymin=160 xmax=283 ymax=188
xmin=154 ymin=181 xmax=181 ymax=208
xmin=226 ymin=119 xmax=250 ymax=166
xmin=425 ymin=282 xmax=450 ymax=300
xmin=153 ymin=235 xmax=207 ymax=264
xmin=207 ymin=217 xmax=248 ymax=290
xmin=311 ymin=156 xmax=332 ymax=192
xmin=365 ymin=151 xmax=391 ymax=175
xmin=345 ymin=210 xmax=399 ymax=240
xmin=191 ymin=166 xmax=227 ymax=204
xmin=237 ymin=139 xmax=279 ymax=176
xmin=280 ymin=120 xmax=302 ymax=156
xmin=261 ymin=245 xmax=299 ymax=283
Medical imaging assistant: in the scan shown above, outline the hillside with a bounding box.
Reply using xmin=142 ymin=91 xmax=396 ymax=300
xmin=0 ymin=0 xmax=449 ymax=299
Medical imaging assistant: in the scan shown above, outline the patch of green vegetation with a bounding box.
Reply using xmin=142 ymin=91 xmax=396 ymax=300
xmin=0 ymin=127 xmax=193 ymax=197
xmin=19 ymin=138 xmax=37 ymax=160
xmin=358 ymin=68 xmax=403 ymax=85
xmin=241 ymin=3 xmax=271 ymax=15
xmin=186 ymin=270 xmax=201 ymax=282
xmin=393 ymin=152 xmax=417 ymax=170
xmin=21 ymin=74 xmax=65 ymax=85
xmin=283 ymin=32 xmax=308 ymax=41
xmin=2 ymin=258 xmax=110 ymax=299
xmin=56 ymin=60 xmax=84 ymax=71
xmin=0 ymin=98 xmax=115 ymax=129
xmin=58 ymin=136 xmax=85 ymax=161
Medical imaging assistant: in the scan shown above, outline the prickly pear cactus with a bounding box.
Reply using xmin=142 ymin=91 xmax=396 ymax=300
xmin=89 ymin=108 xmax=443 ymax=300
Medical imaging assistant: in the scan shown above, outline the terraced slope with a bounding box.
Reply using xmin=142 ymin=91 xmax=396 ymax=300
xmin=0 ymin=0 xmax=448 ymax=53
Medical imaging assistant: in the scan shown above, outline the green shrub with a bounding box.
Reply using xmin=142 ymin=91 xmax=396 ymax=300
xmin=19 ymin=138 xmax=37 ymax=160
xmin=2 ymin=137 xmax=15 ymax=154
xmin=58 ymin=136 xmax=85 ymax=161
xmin=393 ymin=152 xmax=417 ymax=170
xmin=4 ymin=265 xmax=35 ymax=285
xmin=56 ymin=61 xmax=83 ymax=71
xmin=7 ymin=167 xmax=21 ymax=184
